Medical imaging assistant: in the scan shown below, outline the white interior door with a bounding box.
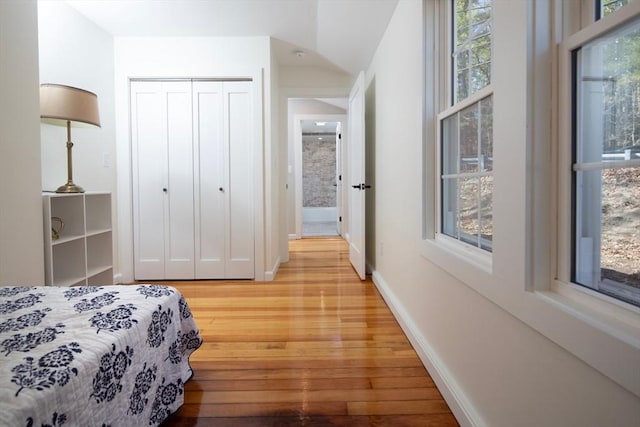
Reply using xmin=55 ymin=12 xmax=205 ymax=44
xmin=131 ymin=81 xmax=166 ymax=280
xmin=348 ymin=72 xmax=366 ymax=280
xmin=193 ymin=81 xmax=226 ymax=279
xmin=131 ymin=81 xmax=194 ymax=280
xmin=225 ymin=81 xmax=255 ymax=278
xmin=164 ymin=81 xmax=195 ymax=279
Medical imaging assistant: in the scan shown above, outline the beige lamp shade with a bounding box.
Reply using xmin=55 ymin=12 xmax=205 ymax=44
xmin=40 ymin=84 xmax=101 ymax=128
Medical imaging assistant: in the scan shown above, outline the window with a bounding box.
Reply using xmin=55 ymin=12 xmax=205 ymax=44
xmin=572 ymin=13 xmax=640 ymax=307
xmin=439 ymin=0 xmax=493 ymax=251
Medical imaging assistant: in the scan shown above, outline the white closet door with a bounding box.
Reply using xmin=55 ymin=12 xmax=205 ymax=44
xmin=131 ymin=81 xmax=166 ymax=279
xmin=132 ymin=80 xmax=253 ymax=280
xmin=164 ymin=81 xmax=195 ymax=279
xmin=193 ymin=81 xmax=226 ymax=278
xmin=131 ymin=81 xmax=195 ymax=280
xmin=225 ymin=81 xmax=254 ymax=278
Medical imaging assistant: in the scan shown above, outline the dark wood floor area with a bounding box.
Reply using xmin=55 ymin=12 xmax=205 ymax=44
xmin=162 ymin=238 xmax=458 ymax=426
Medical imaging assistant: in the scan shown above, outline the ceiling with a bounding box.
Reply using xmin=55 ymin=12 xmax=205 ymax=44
xmin=66 ymin=0 xmax=399 ymax=75
xmin=301 ymin=119 xmax=338 ymax=135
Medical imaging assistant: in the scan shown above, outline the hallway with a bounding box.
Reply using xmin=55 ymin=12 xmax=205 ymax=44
xmin=163 ymin=238 xmax=457 ymax=426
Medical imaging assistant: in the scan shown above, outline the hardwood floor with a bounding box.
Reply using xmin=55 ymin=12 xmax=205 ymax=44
xmin=162 ymin=238 xmax=458 ymax=426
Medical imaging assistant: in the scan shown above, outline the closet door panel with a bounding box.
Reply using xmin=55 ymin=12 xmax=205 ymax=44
xmin=225 ymin=82 xmax=255 ymax=278
xmin=193 ymin=82 xmax=225 ymax=279
xmin=131 ymin=82 xmax=166 ymax=280
xmin=164 ymin=82 xmax=195 ymax=279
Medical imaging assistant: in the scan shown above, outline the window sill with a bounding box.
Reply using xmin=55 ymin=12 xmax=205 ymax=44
xmin=419 ymin=235 xmax=493 ymax=288
xmin=420 ymin=237 xmax=640 ymax=398
xmin=533 ymin=282 xmax=640 ymax=398
xmin=548 ymin=280 xmax=640 ymax=348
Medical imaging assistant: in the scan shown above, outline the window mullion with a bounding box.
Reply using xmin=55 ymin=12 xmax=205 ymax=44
xmin=456 ymin=110 xmax=461 ymax=241
xmin=573 ymin=158 xmax=640 ymax=171
xmin=476 ymin=101 xmax=482 ymax=247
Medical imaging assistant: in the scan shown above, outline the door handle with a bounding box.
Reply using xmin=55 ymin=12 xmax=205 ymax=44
xmin=219 ymin=187 xmax=224 ymax=192
xmin=351 ymin=183 xmax=371 ymax=190
xmin=162 ymin=188 xmax=168 ymax=193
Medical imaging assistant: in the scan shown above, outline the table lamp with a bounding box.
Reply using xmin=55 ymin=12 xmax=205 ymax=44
xmin=40 ymin=84 xmax=101 ymax=193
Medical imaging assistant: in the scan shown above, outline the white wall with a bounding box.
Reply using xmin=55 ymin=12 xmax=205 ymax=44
xmin=366 ymin=1 xmax=640 ymax=426
xmin=113 ymin=36 xmax=271 ymax=282
xmin=0 ymin=0 xmax=44 ymax=285
xmin=37 ymin=0 xmax=118 ymax=280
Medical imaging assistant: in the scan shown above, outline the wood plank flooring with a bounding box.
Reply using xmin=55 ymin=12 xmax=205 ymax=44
xmin=161 ymin=238 xmax=458 ymax=426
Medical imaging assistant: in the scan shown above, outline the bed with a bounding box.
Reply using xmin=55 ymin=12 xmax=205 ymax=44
xmin=0 ymin=284 xmax=202 ymax=426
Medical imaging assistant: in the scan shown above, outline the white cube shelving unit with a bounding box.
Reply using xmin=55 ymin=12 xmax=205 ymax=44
xmin=43 ymin=192 xmax=113 ymax=286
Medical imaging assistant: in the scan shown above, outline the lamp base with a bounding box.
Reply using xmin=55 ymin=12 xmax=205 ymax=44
xmin=56 ymin=183 xmax=84 ymax=193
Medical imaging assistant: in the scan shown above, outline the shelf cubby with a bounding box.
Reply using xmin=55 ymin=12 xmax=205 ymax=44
xmin=44 ymin=192 xmax=113 ymax=286
xmin=51 ymin=238 xmax=86 ymax=286
xmin=85 ymin=193 xmax=112 ymax=233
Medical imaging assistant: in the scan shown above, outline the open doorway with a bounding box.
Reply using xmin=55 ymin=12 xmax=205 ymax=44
xmin=301 ymin=119 xmax=340 ymax=237
xmin=287 ymin=97 xmax=348 ymax=239
xmin=290 ymin=107 xmax=347 ymax=240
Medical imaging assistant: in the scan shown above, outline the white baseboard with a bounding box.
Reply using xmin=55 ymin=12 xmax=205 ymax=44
xmin=113 ymin=273 xmax=123 ymax=285
xmin=264 ymin=256 xmax=281 ymax=282
xmin=288 ymin=233 xmax=298 ymax=240
xmin=371 ymin=270 xmax=484 ymax=427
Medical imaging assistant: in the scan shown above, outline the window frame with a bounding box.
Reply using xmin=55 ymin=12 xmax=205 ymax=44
xmin=436 ymin=85 xmax=494 ymax=256
xmin=420 ymin=0 xmax=494 ymax=291
xmin=569 ymin=20 xmax=640 ymax=306
xmin=557 ymin=0 xmax=640 ymax=313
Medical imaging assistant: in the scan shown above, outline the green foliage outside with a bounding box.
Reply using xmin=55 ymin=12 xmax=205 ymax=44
xmin=454 ymin=0 xmax=492 ymax=103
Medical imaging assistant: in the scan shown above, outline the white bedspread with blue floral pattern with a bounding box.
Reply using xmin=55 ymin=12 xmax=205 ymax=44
xmin=0 ymin=285 xmax=202 ymax=426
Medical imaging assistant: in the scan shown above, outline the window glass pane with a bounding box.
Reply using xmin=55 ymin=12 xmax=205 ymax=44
xmin=458 ymin=49 xmax=469 ymax=69
xmin=480 ymin=175 xmax=493 ymax=250
xmin=442 ymin=177 xmax=458 ymax=237
xmin=574 ymin=17 xmax=640 ymax=307
xmin=453 ymin=0 xmax=492 ymax=104
xmin=471 ymin=62 xmax=491 ymax=94
xmin=480 ymin=95 xmax=493 ymax=171
xmin=442 ymin=113 xmax=460 ymax=176
xmin=457 ymin=69 xmax=470 ymax=101
xmin=459 ymin=103 xmax=479 ymax=174
xmin=459 ymin=177 xmax=479 ymax=245
xmin=601 ymin=168 xmax=640 ymax=293
xmin=577 ymin=19 xmax=640 ymax=164
xmin=601 ymin=0 xmax=634 ymax=18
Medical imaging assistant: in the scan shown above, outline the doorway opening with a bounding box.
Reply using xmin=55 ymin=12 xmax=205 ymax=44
xmin=291 ymin=108 xmax=347 ymax=240
xmin=301 ymin=119 xmax=340 ymax=237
